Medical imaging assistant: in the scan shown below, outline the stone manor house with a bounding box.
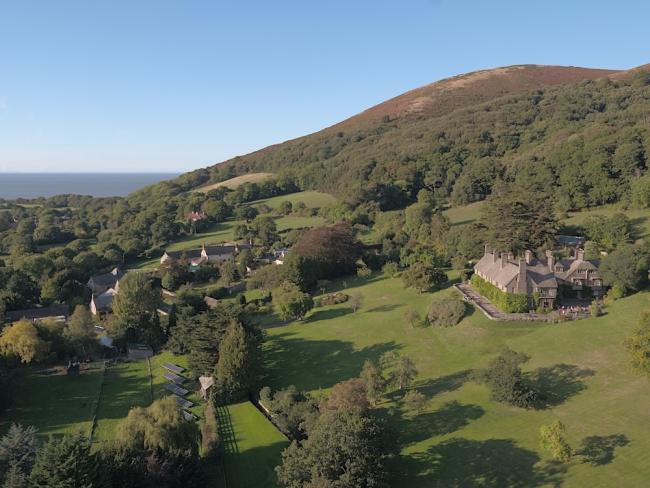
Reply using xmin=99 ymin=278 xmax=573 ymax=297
xmin=474 ymin=246 xmax=604 ymax=309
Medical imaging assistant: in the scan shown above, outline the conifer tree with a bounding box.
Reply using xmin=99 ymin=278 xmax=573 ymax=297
xmin=213 ymin=322 xmax=261 ymax=404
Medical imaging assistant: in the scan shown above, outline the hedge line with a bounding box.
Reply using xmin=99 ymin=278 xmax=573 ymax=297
xmin=470 ymin=274 xmax=530 ymax=313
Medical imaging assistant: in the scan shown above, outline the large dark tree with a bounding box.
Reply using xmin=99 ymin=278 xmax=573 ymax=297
xmin=30 ymin=434 xmax=106 ymax=488
xmin=276 ymin=410 xmax=398 ymax=488
xmin=213 ymin=321 xmax=262 ymax=404
xmin=291 ymin=223 xmax=362 ymax=287
xmin=481 ymin=190 xmax=558 ymax=253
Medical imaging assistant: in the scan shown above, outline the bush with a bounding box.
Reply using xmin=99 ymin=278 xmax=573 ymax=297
xmin=201 ymin=402 xmax=220 ymax=459
xmin=357 ymin=265 xmax=372 ymax=278
xmin=382 ymin=261 xmax=400 ymax=277
xmin=319 ymin=293 xmax=349 ymax=306
xmin=476 ymin=348 xmax=537 ymax=408
xmin=427 ymin=296 xmax=466 ymax=327
xmin=401 ymin=263 xmax=447 ymax=293
xmin=470 ymin=274 xmax=529 ymax=313
xmin=273 ymin=281 xmax=314 ymax=321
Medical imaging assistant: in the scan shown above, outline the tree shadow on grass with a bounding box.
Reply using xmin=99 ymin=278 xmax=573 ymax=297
xmin=578 ymin=434 xmax=629 ymax=466
xmin=305 ymin=307 xmax=352 ymax=323
xmin=527 ymin=364 xmax=594 ymax=409
xmin=263 ymin=333 xmax=402 ymax=391
xmin=416 ymin=369 xmax=472 ymax=397
xmin=400 ymin=438 xmax=567 ymax=488
xmin=365 ymin=304 xmax=402 ymax=314
xmin=401 ymin=401 xmax=485 ymax=444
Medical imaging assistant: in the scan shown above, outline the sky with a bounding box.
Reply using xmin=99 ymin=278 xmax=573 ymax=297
xmin=0 ymin=0 xmax=648 ymax=173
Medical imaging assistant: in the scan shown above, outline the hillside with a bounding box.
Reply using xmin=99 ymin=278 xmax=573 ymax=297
xmin=180 ymin=63 xmax=650 ymax=211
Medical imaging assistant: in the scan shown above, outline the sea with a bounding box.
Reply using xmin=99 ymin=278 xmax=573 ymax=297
xmin=0 ymin=173 xmax=179 ymax=199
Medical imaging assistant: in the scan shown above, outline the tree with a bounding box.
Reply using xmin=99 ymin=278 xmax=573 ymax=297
xmin=250 ymin=215 xmax=278 ymax=247
xmin=111 ymin=273 xmax=164 ymax=347
xmin=30 ymin=434 xmax=106 ymax=488
xmin=380 ymin=352 xmax=418 ymax=391
xmin=279 ymin=201 xmax=293 ymax=215
xmin=403 ymin=308 xmax=422 ymax=329
xmin=427 ymin=296 xmax=466 ymax=327
xmin=260 ymin=386 xmax=319 ymax=440
xmin=540 ymin=421 xmax=572 ymax=462
xmin=403 ymin=390 xmax=427 ymax=414
xmin=116 ymin=396 xmax=199 ymax=456
xmin=3 ymin=463 xmax=30 ymax=488
xmin=292 ymin=223 xmax=362 ymax=286
xmin=321 ymin=378 xmax=369 ymax=412
xmin=276 ymin=409 xmax=398 ymax=488
xmin=213 ymin=321 xmax=261 ymax=404
xmin=401 ymin=263 xmax=446 ymax=293
xmin=481 ymin=190 xmax=558 ymax=253
xmin=273 ymin=281 xmax=314 ymax=321
xmin=359 ymin=360 xmax=385 ymax=406
xmin=349 ymin=292 xmax=364 ymax=313
xmin=477 ymin=348 xmax=537 ymax=408
xmin=624 ymin=312 xmax=650 ymax=375
xmin=0 ymin=424 xmax=39 ymax=478
xmin=600 ymin=244 xmax=650 ymax=294
xmin=63 ymin=305 xmax=96 ymax=356
xmin=0 ymin=320 xmax=48 ymax=364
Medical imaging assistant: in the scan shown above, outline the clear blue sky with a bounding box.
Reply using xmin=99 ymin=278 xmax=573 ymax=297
xmin=0 ymin=0 xmax=648 ymax=173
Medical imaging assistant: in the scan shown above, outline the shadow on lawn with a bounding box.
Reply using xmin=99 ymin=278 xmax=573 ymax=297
xmin=305 ymin=307 xmax=352 ymax=323
xmin=578 ymin=434 xmax=629 ymax=466
xmin=401 ymin=401 xmax=485 ymax=444
xmin=400 ymin=438 xmax=567 ymax=488
xmin=527 ymin=363 xmax=594 ymax=409
xmin=263 ymin=333 xmax=402 ymax=391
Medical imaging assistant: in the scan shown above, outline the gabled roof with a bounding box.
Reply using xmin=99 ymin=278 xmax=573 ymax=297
xmin=88 ymin=267 xmax=124 ymax=290
xmin=4 ymin=304 xmax=69 ymax=323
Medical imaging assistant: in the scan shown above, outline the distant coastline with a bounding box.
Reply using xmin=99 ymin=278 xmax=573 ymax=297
xmin=0 ymin=173 xmax=178 ymax=199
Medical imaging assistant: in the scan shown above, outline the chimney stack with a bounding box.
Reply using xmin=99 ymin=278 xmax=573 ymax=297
xmin=500 ymin=252 xmax=507 ymax=269
xmin=545 ymin=250 xmax=555 ymax=271
xmin=517 ymin=258 xmax=528 ymax=294
xmin=576 ymin=248 xmax=585 ymax=261
xmin=524 ymin=250 xmax=533 ymax=265
xmin=484 ymin=243 xmax=490 ymax=256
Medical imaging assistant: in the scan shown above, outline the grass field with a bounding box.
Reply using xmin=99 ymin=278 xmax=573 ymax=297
xmin=564 ymin=204 xmax=650 ymax=241
xmin=263 ymin=272 xmax=650 ymax=487
xmin=443 ymin=201 xmax=485 ymax=225
xmin=250 ymin=191 xmax=337 ymax=210
xmin=195 ymin=173 xmax=274 ymax=192
xmin=0 ymin=365 xmax=104 ymax=438
xmin=93 ymin=360 xmax=152 ymax=440
xmin=218 ymin=402 xmax=288 ymax=488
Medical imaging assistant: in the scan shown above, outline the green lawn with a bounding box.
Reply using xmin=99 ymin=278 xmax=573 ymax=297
xmin=250 ymin=190 xmax=337 ymax=210
xmin=218 ymin=401 xmax=289 ymax=488
xmin=563 ymin=204 xmax=650 ymax=241
xmin=263 ymin=272 xmax=650 ymax=487
xmin=443 ymin=201 xmax=485 ymax=225
xmin=93 ymin=359 xmax=152 ymax=440
xmin=0 ymin=365 xmax=104 ymax=438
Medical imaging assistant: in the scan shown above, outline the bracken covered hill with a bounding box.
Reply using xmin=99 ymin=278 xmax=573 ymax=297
xmin=157 ymin=63 xmax=650 ymax=211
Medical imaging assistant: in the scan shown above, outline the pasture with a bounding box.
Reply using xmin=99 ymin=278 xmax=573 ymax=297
xmin=194 ymin=173 xmax=274 ymax=192
xmin=0 ymin=364 xmax=104 ymax=438
xmin=251 ymin=190 xmax=337 ymax=210
xmin=218 ymin=401 xmax=288 ymax=488
xmin=263 ymin=271 xmax=650 ymax=487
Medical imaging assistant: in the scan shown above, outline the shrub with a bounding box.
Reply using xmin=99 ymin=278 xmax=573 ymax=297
xmin=319 ymin=293 xmax=349 ymax=306
xmin=476 ymin=348 xmax=537 ymax=408
xmin=201 ymin=403 xmax=220 ymax=459
xmin=427 ymin=296 xmax=466 ymax=327
xmin=401 ymin=263 xmax=447 ymax=293
xmin=357 ymin=265 xmax=372 ymax=278
xmin=540 ymin=421 xmax=572 ymax=462
xmin=206 ymin=286 xmax=229 ymax=299
xmin=382 ymin=261 xmax=400 ymax=277
xmin=273 ymin=281 xmax=314 ymax=321
xmin=470 ymin=274 xmax=529 ymax=313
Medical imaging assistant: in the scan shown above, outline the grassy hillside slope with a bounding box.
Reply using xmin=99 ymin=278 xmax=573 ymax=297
xmin=263 ymin=272 xmax=650 ymax=487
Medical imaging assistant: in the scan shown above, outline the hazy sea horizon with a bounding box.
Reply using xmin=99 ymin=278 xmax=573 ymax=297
xmin=0 ymin=173 xmax=179 ymax=199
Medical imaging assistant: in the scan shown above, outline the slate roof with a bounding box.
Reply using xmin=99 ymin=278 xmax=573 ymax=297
xmin=93 ymin=288 xmax=117 ymax=311
xmin=4 ymin=304 xmax=69 ymax=323
xmin=88 ymin=267 xmax=123 ymax=293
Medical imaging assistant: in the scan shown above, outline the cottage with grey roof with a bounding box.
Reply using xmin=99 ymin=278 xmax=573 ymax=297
xmin=160 ymin=243 xmax=251 ymax=266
